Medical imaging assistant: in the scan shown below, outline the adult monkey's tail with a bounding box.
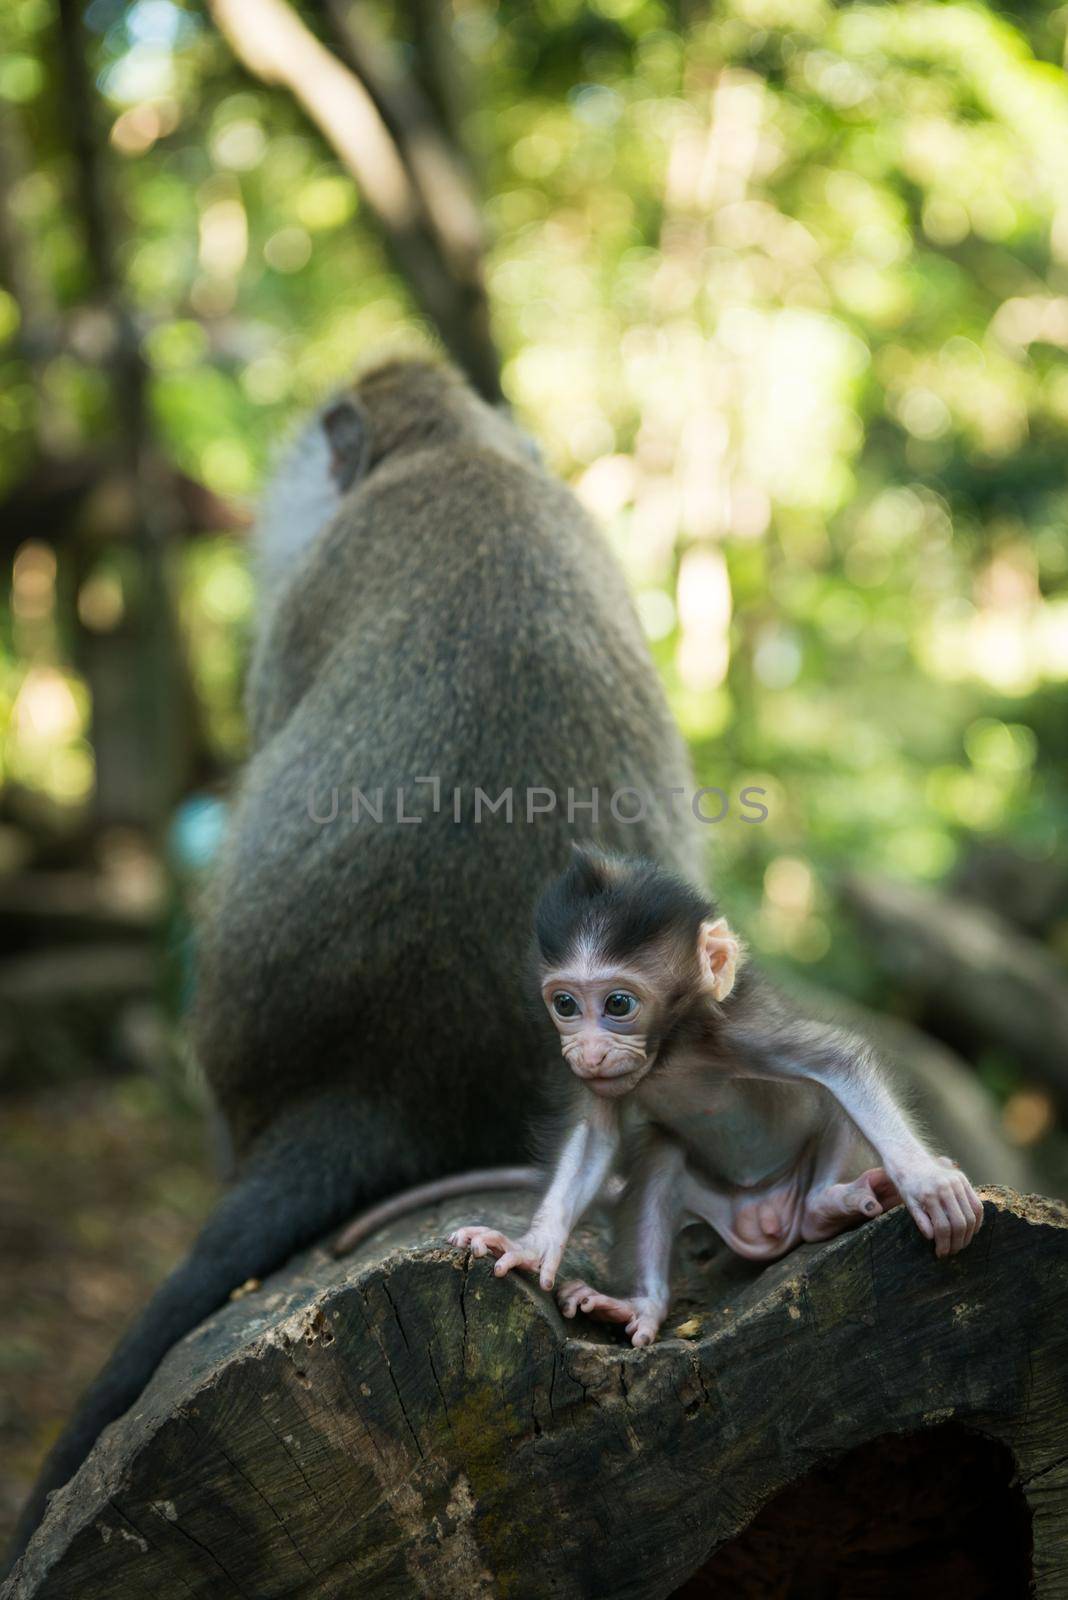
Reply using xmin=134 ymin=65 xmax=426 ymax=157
xmin=3 ymin=1093 xmax=424 ymax=1575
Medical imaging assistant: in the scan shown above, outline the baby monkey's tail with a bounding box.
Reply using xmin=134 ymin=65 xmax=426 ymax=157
xmin=332 ymin=1165 xmax=542 ymax=1255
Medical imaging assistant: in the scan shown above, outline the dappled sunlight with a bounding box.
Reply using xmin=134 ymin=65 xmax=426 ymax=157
xmin=0 ymin=0 xmax=1066 ymax=988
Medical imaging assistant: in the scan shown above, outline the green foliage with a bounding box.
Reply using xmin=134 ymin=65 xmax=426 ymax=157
xmin=1 ymin=0 xmax=1067 ymax=1006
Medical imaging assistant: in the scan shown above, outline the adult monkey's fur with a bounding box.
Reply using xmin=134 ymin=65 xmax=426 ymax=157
xmin=7 ymin=358 xmax=701 ymax=1567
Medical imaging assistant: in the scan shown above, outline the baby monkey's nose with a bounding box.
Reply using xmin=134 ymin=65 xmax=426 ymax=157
xmin=578 ymin=1036 xmax=610 ymax=1068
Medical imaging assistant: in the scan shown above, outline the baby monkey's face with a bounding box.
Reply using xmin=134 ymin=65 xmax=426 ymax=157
xmin=541 ymin=917 xmax=743 ymax=1099
xmin=541 ymin=961 xmax=657 ymax=1097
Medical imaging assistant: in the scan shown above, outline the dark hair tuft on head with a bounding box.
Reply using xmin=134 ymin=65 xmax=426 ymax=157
xmin=534 ymin=848 xmax=714 ymax=968
xmin=567 ymin=841 xmax=611 ymax=897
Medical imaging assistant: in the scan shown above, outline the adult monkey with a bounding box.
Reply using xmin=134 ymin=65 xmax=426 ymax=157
xmin=6 ymin=358 xmax=700 ymax=1567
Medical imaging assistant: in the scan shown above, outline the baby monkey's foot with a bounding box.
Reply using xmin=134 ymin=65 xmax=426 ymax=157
xmin=448 ymin=1225 xmax=561 ymax=1289
xmin=557 ymin=1280 xmax=665 ymax=1347
xmin=802 ymin=1167 xmax=901 ymax=1242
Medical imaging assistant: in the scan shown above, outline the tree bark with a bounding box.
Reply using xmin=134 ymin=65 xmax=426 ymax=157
xmin=5 ymin=1183 xmax=1067 ymax=1599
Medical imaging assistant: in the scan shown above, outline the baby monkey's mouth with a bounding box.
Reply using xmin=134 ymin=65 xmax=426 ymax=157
xmin=582 ymin=1059 xmax=648 ymax=1095
xmin=587 ymin=1077 xmax=637 ymax=1098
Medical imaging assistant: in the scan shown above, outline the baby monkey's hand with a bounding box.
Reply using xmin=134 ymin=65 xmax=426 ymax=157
xmin=449 ymin=1224 xmax=565 ymax=1290
xmin=893 ymin=1155 xmax=984 ymax=1258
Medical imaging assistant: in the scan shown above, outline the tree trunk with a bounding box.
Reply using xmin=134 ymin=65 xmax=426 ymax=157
xmin=5 ymin=1184 xmax=1067 ymax=1599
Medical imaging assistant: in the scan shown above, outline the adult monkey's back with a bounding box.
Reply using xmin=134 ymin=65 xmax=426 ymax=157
xmin=6 ymin=359 xmax=700 ymax=1567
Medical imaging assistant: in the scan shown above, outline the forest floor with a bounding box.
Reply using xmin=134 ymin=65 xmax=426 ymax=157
xmin=0 ymin=1078 xmax=215 ymax=1549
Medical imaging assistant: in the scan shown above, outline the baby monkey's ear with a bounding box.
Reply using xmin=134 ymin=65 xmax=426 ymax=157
xmin=697 ymin=917 xmax=743 ymax=1001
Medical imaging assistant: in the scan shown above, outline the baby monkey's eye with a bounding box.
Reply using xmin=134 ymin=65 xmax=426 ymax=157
xmin=604 ymin=991 xmax=638 ymax=1019
xmin=552 ymin=993 xmax=579 ymax=1019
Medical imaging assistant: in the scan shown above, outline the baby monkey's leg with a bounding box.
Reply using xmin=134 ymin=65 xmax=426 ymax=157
xmin=558 ymin=1133 xmax=684 ymax=1347
xmin=798 ymin=1122 xmax=902 ymax=1242
xmin=801 ymin=1166 xmax=901 ymax=1242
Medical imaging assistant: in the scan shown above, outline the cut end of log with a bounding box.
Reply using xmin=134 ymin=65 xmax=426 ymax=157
xmin=5 ymin=1185 xmax=1068 ymax=1599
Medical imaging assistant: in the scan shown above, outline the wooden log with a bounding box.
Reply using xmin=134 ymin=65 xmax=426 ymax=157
xmin=4 ymin=1184 xmax=1067 ymax=1600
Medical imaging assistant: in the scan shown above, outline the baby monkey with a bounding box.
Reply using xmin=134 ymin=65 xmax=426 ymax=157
xmin=450 ymin=848 xmax=983 ymax=1346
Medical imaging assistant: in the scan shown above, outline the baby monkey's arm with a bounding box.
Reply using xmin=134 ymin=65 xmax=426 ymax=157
xmin=450 ymin=1100 xmax=620 ymax=1290
xmin=727 ymin=1015 xmax=984 ymax=1257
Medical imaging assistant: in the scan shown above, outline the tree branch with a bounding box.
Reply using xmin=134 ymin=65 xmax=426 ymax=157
xmin=844 ymin=872 xmax=1068 ymax=1106
xmin=207 ymin=0 xmax=502 ymax=400
xmin=320 ymin=0 xmax=485 ymax=265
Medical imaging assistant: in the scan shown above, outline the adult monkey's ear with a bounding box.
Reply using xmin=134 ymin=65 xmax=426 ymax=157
xmin=698 ymin=916 xmax=744 ymax=1001
xmin=322 ymin=396 xmax=371 ymax=491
